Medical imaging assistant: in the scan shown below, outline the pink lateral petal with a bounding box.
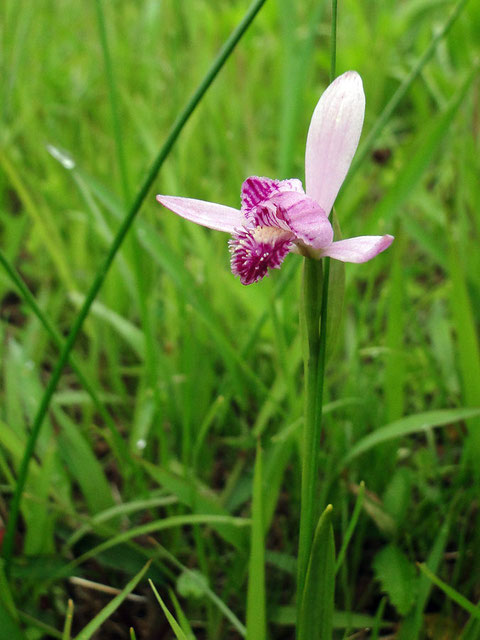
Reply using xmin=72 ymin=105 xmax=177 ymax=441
xmin=305 ymin=71 xmax=365 ymax=215
xmin=320 ymin=235 xmax=394 ymax=263
xmin=156 ymin=195 xmax=243 ymax=233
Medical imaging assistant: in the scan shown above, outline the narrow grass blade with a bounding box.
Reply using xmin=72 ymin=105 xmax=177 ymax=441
xmin=341 ymin=408 xmax=480 ymax=468
xmin=153 ymin=544 xmax=246 ymax=637
xmin=23 ymin=442 xmax=56 ymax=555
xmin=298 ymin=505 xmax=336 ymax=640
xmin=70 ymin=515 xmax=249 ymax=569
xmin=168 ymin=588 xmax=195 ymax=640
xmin=418 ymin=563 xmax=480 ymax=620
xmin=385 ymin=227 xmax=406 ymax=422
xmin=462 ymin=610 xmax=480 ymax=640
xmin=74 ymin=561 xmax=151 ymax=640
xmin=63 ymin=495 xmax=178 ymax=551
xmin=16 ymin=610 xmax=63 ymax=638
xmin=2 ymin=0 xmax=269 ymax=575
xmin=297 ymin=258 xmax=323 ymax=600
xmin=262 ymin=438 xmax=294 ymax=534
xmin=246 ymin=441 xmax=266 ymax=640
xmin=149 ymin=580 xmax=188 ymax=640
xmin=0 ymin=559 xmax=19 ymax=620
xmin=335 ymin=481 xmax=364 ymax=575
xmin=277 ymin=0 xmax=325 ymax=176
xmin=94 ymin=0 xmax=130 ymax=203
xmin=69 ymin=292 xmax=145 ymax=358
xmin=398 ymin=517 xmax=450 ymax=640
xmin=62 ymin=599 xmax=74 ymax=640
xmin=270 ymin=605 xmax=392 ymax=630
xmin=371 ymin=597 xmax=388 ymax=640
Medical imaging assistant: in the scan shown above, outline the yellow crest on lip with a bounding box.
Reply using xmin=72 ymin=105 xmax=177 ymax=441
xmin=251 ymin=226 xmax=293 ymax=245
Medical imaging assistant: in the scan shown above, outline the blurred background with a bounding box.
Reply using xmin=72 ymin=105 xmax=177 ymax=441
xmin=1 ymin=0 xmax=480 ymax=637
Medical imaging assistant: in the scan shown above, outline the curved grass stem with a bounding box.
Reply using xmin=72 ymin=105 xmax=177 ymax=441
xmin=1 ymin=0 xmax=269 ymax=576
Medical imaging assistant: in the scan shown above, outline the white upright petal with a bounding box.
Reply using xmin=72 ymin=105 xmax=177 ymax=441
xmin=305 ymin=71 xmax=365 ymax=215
xmin=157 ymin=195 xmax=243 ymax=233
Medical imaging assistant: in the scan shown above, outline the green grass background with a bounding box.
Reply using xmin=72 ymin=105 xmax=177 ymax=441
xmin=1 ymin=0 xmax=480 ymax=637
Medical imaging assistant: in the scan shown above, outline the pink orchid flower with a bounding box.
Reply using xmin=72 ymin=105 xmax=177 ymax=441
xmin=157 ymin=71 xmax=393 ymax=285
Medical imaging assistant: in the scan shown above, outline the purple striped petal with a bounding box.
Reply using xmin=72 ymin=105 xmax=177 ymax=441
xmin=305 ymin=71 xmax=365 ymax=215
xmin=319 ymin=235 xmax=394 ymax=263
xmin=156 ymin=195 xmax=243 ymax=233
xmin=241 ymin=176 xmax=304 ymax=213
xmin=229 ymin=227 xmax=294 ymax=285
xmin=269 ymin=191 xmax=333 ymax=250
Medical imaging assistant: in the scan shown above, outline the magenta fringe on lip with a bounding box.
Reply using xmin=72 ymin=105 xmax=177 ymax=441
xmin=229 ymin=228 xmax=293 ymax=285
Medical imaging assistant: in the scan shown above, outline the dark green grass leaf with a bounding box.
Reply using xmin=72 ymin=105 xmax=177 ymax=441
xmin=297 ymin=504 xmax=336 ymax=640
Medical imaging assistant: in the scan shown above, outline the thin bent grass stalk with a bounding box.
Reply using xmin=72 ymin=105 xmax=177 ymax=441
xmin=296 ymin=0 xmax=337 ymax=616
xmin=329 ymin=0 xmax=337 ymax=83
xmin=1 ymin=0 xmax=269 ymax=575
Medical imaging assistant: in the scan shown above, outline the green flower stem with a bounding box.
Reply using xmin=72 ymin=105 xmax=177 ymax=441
xmin=1 ymin=0 xmax=268 ymax=576
xmin=297 ymin=0 xmax=336 ymax=620
xmin=297 ymin=257 xmax=330 ymax=608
